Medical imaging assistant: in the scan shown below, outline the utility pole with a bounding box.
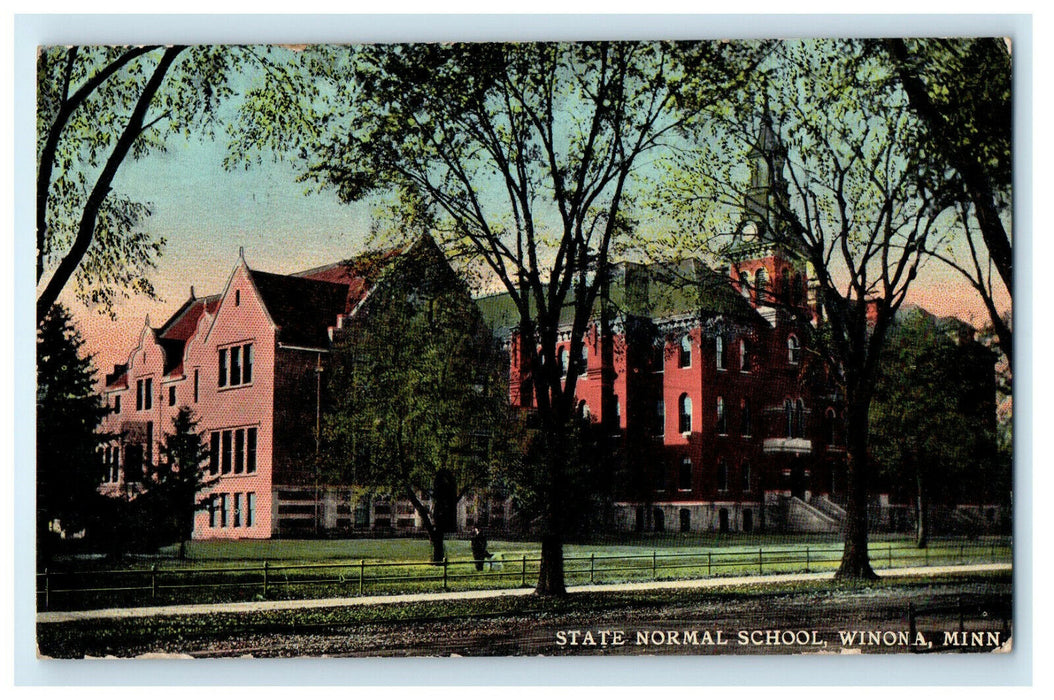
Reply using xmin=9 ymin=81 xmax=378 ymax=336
xmin=315 ymin=352 xmax=323 ymax=536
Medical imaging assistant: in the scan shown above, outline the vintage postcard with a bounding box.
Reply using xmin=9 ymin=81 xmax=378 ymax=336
xmin=30 ymin=29 xmax=1017 ymax=669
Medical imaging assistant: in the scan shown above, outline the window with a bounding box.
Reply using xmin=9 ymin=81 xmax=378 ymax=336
xmin=787 ymin=334 xmax=801 ymax=365
xmin=715 ymin=336 xmax=725 ymax=370
xmin=235 ymin=289 xmax=241 ymax=306
xmin=678 ymin=335 xmax=692 ymax=368
xmin=246 ymin=428 xmax=257 ymax=473
xmin=678 ymin=457 xmax=692 ymax=491
xmin=234 ymin=429 xmax=245 ymax=473
xmin=653 ymin=466 xmax=666 ymax=492
xmin=716 ymin=396 xmax=727 ymax=435
xmin=655 ymin=400 xmax=666 ymax=436
xmin=824 ymin=408 xmax=837 ymax=446
xmin=785 ymin=399 xmax=794 ymax=438
xmin=679 ymin=508 xmax=691 ymax=533
xmin=219 ymin=343 xmax=253 ymax=387
xmin=233 ymin=493 xmax=242 ymax=527
xmin=113 ymin=395 xmax=121 ymax=414
xmin=558 ymin=347 xmax=568 ymax=378
xmin=740 ymin=339 xmax=751 ymax=372
xmin=717 ymin=459 xmax=728 ymax=492
xmin=740 ymin=399 xmax=751 ymax=436
xmin=742 ymin=461 xmax=751 ymax=491
xmin=222 ymin=430 xmax=233 ymax=474
xmin=218 ymin=349 xmax=228 ymax=388
xmin=168 ymin=385 xmax=176 ymax=406
xmin=755 ymin=268 xmax=769 ymax=304
xmin=653 ymin=342 xmax=665 ymax=373
xmin=578 ymin=341 xmax=588 ymax=372
xmin=678 ymin=393 xmax=692 ymax=434
xmin=795 ymin=399 xmax=806 ymax=439
xmin=136 ymin=377 xmax=153 ymax=411
xmin=209 ymin=433 xmax=220 ymax=475
xmin=193 ymin=369 xmax=199 ymax=403
xmin=208 ymin=497 xmax=217 ymax=528
xmin=219 ymin=494 xmax=228 ymax=528
xmin=246 ymin=492 xmax=256 ymax=527
xmin=738 ymin=271 xmax=751 ymax=300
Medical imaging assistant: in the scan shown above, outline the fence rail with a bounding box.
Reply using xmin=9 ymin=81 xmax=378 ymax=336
xmin=37 ymin=539 xmax=1011 ymax=612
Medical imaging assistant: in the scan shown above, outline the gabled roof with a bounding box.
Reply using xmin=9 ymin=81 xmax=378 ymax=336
xmin=248 ymin=269 xmax=351 ymax=348
xmin=294 ymin=246 xmax=404 ymax=315
xmin=158 ymin=294 xmax=221 ymax=342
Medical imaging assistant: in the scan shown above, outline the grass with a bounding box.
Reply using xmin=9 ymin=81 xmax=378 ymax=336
xmin=38 ymin=534 xmax=1011 ymax=612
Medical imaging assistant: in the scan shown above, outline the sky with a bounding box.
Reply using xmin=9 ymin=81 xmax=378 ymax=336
xmin=41 ymin=42 xmax=1013 ymax=378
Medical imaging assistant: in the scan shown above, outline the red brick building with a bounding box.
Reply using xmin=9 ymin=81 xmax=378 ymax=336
xmin=477 ymin=232 xmax=849 ymax=535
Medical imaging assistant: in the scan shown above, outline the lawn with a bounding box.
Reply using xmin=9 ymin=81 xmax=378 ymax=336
xmin=38 ymin=533 xmax=1011 ymax=612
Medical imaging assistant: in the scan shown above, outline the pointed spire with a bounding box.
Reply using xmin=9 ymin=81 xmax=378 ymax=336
xmin=190 ymin=285 xmax=196 ymax=300
xmin=239 ymin=246 xmax=246 ymax=263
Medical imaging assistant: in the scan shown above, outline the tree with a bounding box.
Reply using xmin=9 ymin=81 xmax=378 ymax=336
xmin=35 ymin=45 xmax=300 ymax=325
xmin=140 ymin=407 xmax=217 ymax=558
xmin=235 ymin=41 xmax=749 ymax=594
xmin=36 ymin=304 xmax=110 ymax=565
xmin=870 ymin=309 xmax=1000 ymax=547
xmin=666 ymin=39 xmax=951 ymax=578
xmin=879 ymin=38 xmax=1013 ymax=368
xmin=322 ymin=245 xmax=513 ymax=563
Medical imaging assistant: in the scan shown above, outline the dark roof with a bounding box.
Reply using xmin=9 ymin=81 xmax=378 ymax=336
xmin=294 ymin=247 xmax=404 ymax=314
xmin=158 ymin=295 xmax=221 ymax=342
xmin=476 ymin=260 xmax=762 ymax=334
xmin=249 ymin=269 xmax=351 ymax=348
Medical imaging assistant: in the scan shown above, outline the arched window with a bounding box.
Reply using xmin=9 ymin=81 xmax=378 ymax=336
xmin=715 ymin=335 xmax=725 ymax=370
xmin=678 ymin=334 xmax=692 ymax=368
xmin=678 ymin=393 xmax=693 ymax=433
xmin=740 ymin=399 xmax=751 ymax=436
xmin=755 ymin=268 xmax=769 ymax=304
xmin=579 ymin=340 xmax=589 ymax=372
xmin=824 ymin=407 xmax=837 ymax=446
xmin=716 ymin=396 xmax=727 ymax=435
xmin=740 ymin=338 xmax=751 ymax=372
xmin=558 ymin=347 xmax=568 ymax=377
xmin=679 ymin=457 xmax=692 ymax=491
xmin=738 ymin=270 xmax=751 ymax=300
xmin=787 ymin=334 xmax=801 ymax=365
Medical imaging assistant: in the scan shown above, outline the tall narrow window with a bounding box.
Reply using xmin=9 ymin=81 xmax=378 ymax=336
xmin=558 ymin=347 xmax=568 ymax=378
xmin=234 ymin=429 xmax=245 ymax=474
xmin=219 ymin=494 xmax=228 ymax=528
xmin=242 ymin=343 xmax=253 ymax=383
xmin=193 ymin=369 xmax=199 ymax=403
xmin=230 ymin=346 xmax=242 ymax=386
xmin=716 ymin=396 xmax=727 ymax=435
xmin=740 ymin=339 xmax=750 ymax=372
xmin=222 ymin=430 xmax=233 ymax=474
xmin=653 ymin=342 xmax=665 ymax=373
xmin=144 ymin=378 xmax=152 ymax=410
xmin=233 ymin=493 xmax=242 ymax=527
xmin=787 ymin=334 xmax=801 ymax=365
xmin=678 ymin=335 xmax=692 ymax=368
xmin=717 ymin=459 xmax=728 ymax=492
xmin=679 ymin=457 xmax=692 ymax=491
xmin=209 ymin=432 xmax=220 ymax=475
xmin=739 ymin=271 xmax=751 ymax=300
xmin=715 ymin=336 xmax=725 ymax=370
xmin=136 ymin=380 xmax=143 ymax=411
xmin=218 ymin=349 xmax=228 ymax=388
xmin=655 ymin=399 xmax=665 ymax=436
xmin=742 ymin=461 xmax=751 ymax=491
xmin=246 ymin=427 xmax=257 ymax=473
xmin=795 ymin=400 xmax=806 ymax=439
xmin=678 ymin=393 xmax=692 ymax=434
xmin=246 ymin=492 xmax=256 ymax=527
xmin=740 ymin=399 xmax=751 ymax=436
xmin=168 ymin=385 xmax=176 ymax=406
xmin=578 ymin=341 xmax=588 ymax=372
xmin=113 ymin=395 xmax=121 ymax=414
xmin=755 ymin=268 xmax=769 ymax=304
xmin=208 ymin=497 xmax=217 ymax=528
xmin=824 ymin=408 xmax=837 ymax=446
xmin=235 ymin=289 xmax=241 ymax=306
xmin=785 ymin=399 xmax=794 ymax=438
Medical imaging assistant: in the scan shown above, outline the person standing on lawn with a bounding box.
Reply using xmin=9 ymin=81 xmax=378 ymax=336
xmin=470 ymin=527 xmax=490 ymax=572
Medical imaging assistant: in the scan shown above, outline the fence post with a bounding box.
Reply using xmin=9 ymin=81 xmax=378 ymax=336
xmin=263 ymin=561 xmax=269 ymax=598
xmin=707 ymin=552 xmax=712 ymax=577
xmin=758 ymin=547 xmax=763 ymax=575
xmin=652 ymin=551 xmax=657 ymax=579
xmin=151 ymin=564 xmax=158 ymax=600
xmin=888 ymin=544 xmax=892 ymax=569
xmin=443 ymin=557 xmax=448 ymax=591
xmin=359 ymin=559 xmax=365 ymax=595
xmin=44 ymin=569 xmax=49 ymax=611
xmin=522 ymin=554 xmax=527 ymax=587
xmin=590 ymin=553 xmax=595 ymax=584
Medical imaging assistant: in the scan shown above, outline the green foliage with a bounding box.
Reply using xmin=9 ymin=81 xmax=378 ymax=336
xmin=36 ymin=304 xmax=110 ymax=558
xmin=870 ymin=309 xmax=1005 ymax=506
xmin=321 ymin=253 xmax=514 ymax=539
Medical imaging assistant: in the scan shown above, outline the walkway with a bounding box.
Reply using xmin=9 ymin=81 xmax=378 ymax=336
xmin=36 ymin=562 xmax=1011 ymax=624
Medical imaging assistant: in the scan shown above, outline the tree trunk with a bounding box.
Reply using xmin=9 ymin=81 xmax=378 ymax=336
xmin=915 ymin=468 xmax=929 ymax=549
xmin=430 ymin=531 xmax=445 ymax=564
xmin=535 ymin=533 xmax=567 ymax=596
xmin=835 ymin=399 xmax=878 ymax=580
